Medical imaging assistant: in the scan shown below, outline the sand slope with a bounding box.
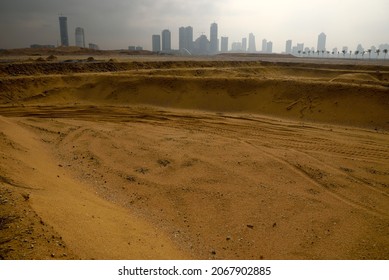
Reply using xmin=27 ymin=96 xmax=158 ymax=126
xmin=0 ymin=57 xmax=388 ymax=259
xmin=1 ymin=61 xmax=388 ymax=129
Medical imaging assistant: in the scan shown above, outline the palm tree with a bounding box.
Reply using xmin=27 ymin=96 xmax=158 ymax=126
xmin=342 ymin=49 xmax=347 ymax=58
xmin=367 ymin=49 xmax=372 ymax=59
xmin=349 ymin=50 xmax=352 ymax=58
xmin=376 ymin=49 xmax=381 ymax=59
xmin=355 ymin=50 xmax=359 ymax=59
xmin=384 ymin=49 xmax=388 ymax=59
xmin=361 ymin=51 xmax=366 ymax=59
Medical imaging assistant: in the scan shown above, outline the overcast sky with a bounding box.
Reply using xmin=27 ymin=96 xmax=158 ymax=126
xmin=0 ymin=0 xmax=388 ymax=52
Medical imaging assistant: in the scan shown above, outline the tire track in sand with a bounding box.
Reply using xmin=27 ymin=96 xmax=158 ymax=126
xmin=242 ymin=140 xmax=389 ymax=219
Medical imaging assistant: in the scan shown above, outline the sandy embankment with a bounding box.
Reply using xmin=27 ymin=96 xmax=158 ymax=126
xmin=0 ymin=58 xmax=388 ymax=259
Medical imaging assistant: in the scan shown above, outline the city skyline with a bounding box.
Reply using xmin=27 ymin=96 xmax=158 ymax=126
xmin=0 ymin=0 xmax=388 ymax=53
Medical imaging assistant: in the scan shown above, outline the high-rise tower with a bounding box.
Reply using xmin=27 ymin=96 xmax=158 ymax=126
xmin=75 ymin=27 xmax=85 ymax=48
xmin=242 ymin=38 xmax=247 ymax=52
xmin=59 ymin=16 xmax=69 ymax=47
xmin=162 ymin=29 xmax=171 ymax=51
xmin=317 ymin=32 xmax=327 ymax=52
xmin=179 ymin=26 xmax=194 ymax=52
xmin=262 ymin=39 xmax=267 ymax=53
xmin=221 ymin=37 xmax=229 ymax=52
xmin=210 ymin=22 xmax=218 ymax=54
xmin=248 ymin=33 xmax=256 ymax=53
xmin=152 ymin=35 xmax=161 ymax=52
xmin=285 ymin=40 xmax=292 ymax=54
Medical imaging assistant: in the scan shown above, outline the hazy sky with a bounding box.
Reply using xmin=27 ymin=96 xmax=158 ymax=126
xmin=0 ymin=0 xmax=388 ymax=52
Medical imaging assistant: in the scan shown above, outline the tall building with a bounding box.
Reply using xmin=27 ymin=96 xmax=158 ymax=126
xmin=152 ymin=35 xmax=161 ymax=52
xmin=285 ymin=40 xmax=292 ymax=54
xmin=248 ymin=33 xmax=256 ymax=53
xmin=210 ymin=22 xmax=218 ymax=54
xmin=179 ymin=26 xmax=194 ymax=52
xmin=162 ymin=29 xmax=171 ymax=52
xmin=59 ymin=16 xmax=69 ymax=46
xmin=262 ymin=39 xmax=267 ymax=53
xmin=317 ymin=32 xmax=326 ymax=52
xmin=241 ymin=38 xmax=247 ymax=52
xmin=266 ymin=41 xmax=273 ymax=53
xmin=75 ymin=27 xmax=85 ymax=48
xmin=221 ymin=37 xmax=229 ymax=52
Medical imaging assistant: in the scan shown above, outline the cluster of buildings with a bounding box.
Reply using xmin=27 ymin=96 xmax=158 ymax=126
xmin=151 ymin=22 xmax=277 ymax=55
xmin=151 ymin=22 xmax=278 ymax=55
xmin=286 ymin=32 xmax=388 ymax=59
xmin=152 ymin=23 xmax=220 ymax=55
xmin=57 ymin=16 xmax=99 ymax=50
xmin=285 ymin=32 xmax=327 ymax=55
xmin=150 ymin=25 xmax=387 ymax=58
xmin=34 ymin=16 xmax=386 ymax=59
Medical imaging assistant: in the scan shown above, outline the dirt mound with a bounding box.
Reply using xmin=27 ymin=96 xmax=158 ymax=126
xmin=330 ymin=73 xmax=380 ymax=83
xmin=1 ymin=73 xmax=388 ymax=129
xmin=46 ymin=55 xmax=58 ymax=61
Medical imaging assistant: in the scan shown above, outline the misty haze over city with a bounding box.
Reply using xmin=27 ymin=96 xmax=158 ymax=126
xmin=0 ymin=0 xmax=388 ymax=54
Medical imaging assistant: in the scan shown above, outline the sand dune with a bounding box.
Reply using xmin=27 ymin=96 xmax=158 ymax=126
xmin=0 ymin=55 xmax=388 ymax=259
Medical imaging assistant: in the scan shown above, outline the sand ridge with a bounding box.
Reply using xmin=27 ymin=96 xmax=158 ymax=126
xmin=0 ymin=54 xmax=388 ymax=259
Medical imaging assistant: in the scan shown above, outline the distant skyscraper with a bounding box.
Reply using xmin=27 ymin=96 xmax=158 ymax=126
xmin=152 ymin=35 xmax=161 ymax=52
xmin=75 ymin=27 xmax=85 ymax=48
xmin=262 ymin=39 xmax=267 ymax=53
xmin=221 ymin=37 xmax=229 ymax=52
xmin=179 ymin=26 xmax=194 ymax=52
xmin=317 ymin=32 xmax=326 ymax=52
xmin=59 ymin=16 xmax=69 ymax=46
xmin=210 ymin=23 xmax=218 ymax=54
xmin=266 ymin=41 xmax=273 ymax=53
xmin=162 ymin=29 xmax=171 ymax=51
xmin=242 ymin=38 xmax=247 ymax=52
xmin=248 ymin=33 xmax=256 ymax=53
xmin=285 ymin=40 xmax=292 ymax=54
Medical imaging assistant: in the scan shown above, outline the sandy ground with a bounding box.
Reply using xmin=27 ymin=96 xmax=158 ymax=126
xmin=0 ymin=52 xmax=388 ymax=260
